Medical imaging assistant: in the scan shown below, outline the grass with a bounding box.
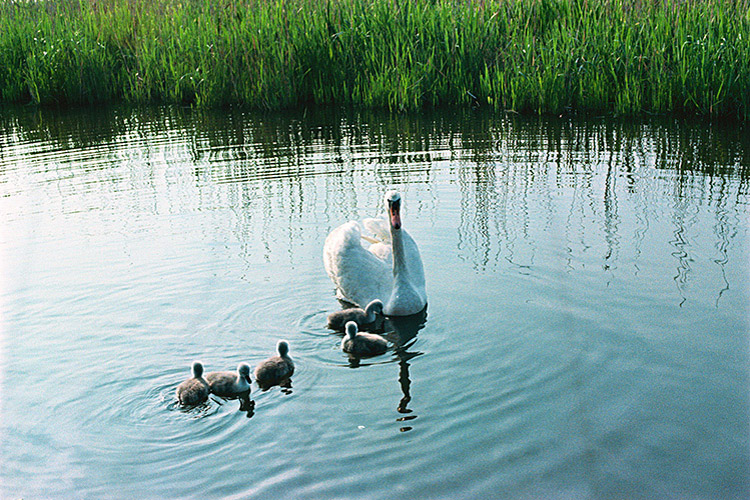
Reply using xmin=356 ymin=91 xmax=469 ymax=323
xmin=0 ymin=0 xmax=748 ymax=118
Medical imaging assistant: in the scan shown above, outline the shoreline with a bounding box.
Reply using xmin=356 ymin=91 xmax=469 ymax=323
xmin=1 ymin=0 xmax=748 ymax=119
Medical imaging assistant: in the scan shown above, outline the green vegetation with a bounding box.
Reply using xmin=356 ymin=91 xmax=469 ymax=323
xmin=1 ymin=0 xmax=748 ymax=118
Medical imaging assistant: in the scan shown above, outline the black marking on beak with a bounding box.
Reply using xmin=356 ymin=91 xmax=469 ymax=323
xmin=389 ymin=197 xmax=402 ymax=229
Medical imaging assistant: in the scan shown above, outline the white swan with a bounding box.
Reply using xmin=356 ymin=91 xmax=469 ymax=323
xmin=176 ymin=361 xmax=209 ymax=406
xmin=205 ymin=363 xmax=252 ymax=397
xmin=323 ymin=191 xmax=426 ymax=316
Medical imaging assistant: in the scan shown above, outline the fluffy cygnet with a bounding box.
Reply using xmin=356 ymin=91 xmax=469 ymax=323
xmin=327 ymin=299 xmax=384 ymax=331
xmin=341 ymin=321 xmax=388 ymax=357
xmin=254 ymin=340 xmax=294 ymax=389
xmin=206 ymin=363 xmax=252 ymax=397
xmin=176 ymin=361 xmax=209 ymax=405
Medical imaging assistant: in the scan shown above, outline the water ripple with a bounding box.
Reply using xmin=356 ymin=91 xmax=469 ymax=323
xmin=1 ymin=107 xmax=748 ymax=500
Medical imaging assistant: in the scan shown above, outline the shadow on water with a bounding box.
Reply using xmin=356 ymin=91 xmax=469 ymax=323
xmin=170 ymin=390 xmax=256 ymax=418
xmin=170 ymin=399 xmax=214 ymax=418
xmin=211 ymin=392 xmax=256 ymax=419
xmin=256 ymin=378 xmax=293 ymax=395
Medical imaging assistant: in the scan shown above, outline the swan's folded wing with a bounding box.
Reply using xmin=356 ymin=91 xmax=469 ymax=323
xmin=362 ymin=215 xmax=391 ymax=243
xmin=324 ymin=221 xmax=392 ymax=307
xmin=368 ymin=241 xmax=392 ymax=264
xmin=362 ymin=215 xmax=392 ymax=264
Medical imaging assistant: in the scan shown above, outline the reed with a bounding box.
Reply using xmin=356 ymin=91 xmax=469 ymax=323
xmin=0 ymin=0 xmax=748 ymax=118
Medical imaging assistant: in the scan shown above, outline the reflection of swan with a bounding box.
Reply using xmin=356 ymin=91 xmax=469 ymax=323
xmin=323 ymin=191 xmax=427 ymax=316
xmin=176 ymin=361 xmax=209 ymax=405
xmin=254 ymin=340 xmax=294 ymax=389
xmin=386 ymin=309 xmax=427 ymax=419
xmin=341 ymin=321 xmax=388 ymax=357
xmin=327 ymin=299 xmax=383 ymax=331
xmin=206 ymin=363 xmax=252 ymax=397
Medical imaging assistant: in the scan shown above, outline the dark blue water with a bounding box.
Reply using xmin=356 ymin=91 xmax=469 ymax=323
xmin=1 ymin=106 xmax=748 ymax=499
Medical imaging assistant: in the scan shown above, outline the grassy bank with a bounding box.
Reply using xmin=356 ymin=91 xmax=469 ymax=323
xmin=1 ymin=0 xmax=748 ymax=118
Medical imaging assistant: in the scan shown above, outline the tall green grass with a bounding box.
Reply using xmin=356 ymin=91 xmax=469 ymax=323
xmin=1 ymin=0 xmax=748 ymax=118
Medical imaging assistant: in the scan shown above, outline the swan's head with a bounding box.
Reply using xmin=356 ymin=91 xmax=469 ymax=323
xmin=191 ymin=361 xmax=204 ymax=378
xmin=386 ymin=191 xmax=402 ymax=230
xmin=277 ymin=340 xmax=290 ymax=357
xmin=365 ymin=299 xmax=384 ymax=314
xmin=238 ymin=363 xmax=252 ymax=383
xmin=345 ymin=321 xmax=358 ymax=339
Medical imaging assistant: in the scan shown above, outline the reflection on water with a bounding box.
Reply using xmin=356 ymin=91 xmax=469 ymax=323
xmin=213 ymin=393 xmax=255 ymax=419
xmin=171 ymin=389 xmax=256 ymax=418
xmin=2 ymin=107 xmax=746 ymax=292
xmin=387 ymin=308 xmax=428 ymax=430
xmin=0 ymin=105 xmax=748 ymax=500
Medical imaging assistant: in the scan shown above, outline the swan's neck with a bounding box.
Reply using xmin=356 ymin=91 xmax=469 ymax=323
xmin=391 ymin=227 xmax=407 ymax=278
xmin=384 ymin=223 xmax=425 ymax=316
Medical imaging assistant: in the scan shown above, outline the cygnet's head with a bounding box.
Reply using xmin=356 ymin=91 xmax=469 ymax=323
xmin=366 ymin=299 xmax=384 ymax=314
xmin=238 ymin=363 xmax=251 ymax=382
xmin=385 ymin=191 xmax=402 ymax=230
xmin=345 ymin=321 xmax=358 ymax=339
xmin=191 ymin=361 xmax=204 ymax=378
xmin=277 ymin=340 xmax=290 ymax=357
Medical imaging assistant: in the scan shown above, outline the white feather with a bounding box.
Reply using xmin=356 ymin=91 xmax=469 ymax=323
xmin=324 ymin=221 xmax=393 ymax=308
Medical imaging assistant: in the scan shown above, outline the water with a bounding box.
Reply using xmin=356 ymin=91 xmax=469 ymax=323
xmin=1 ymin=106 xmax=748 ymax=499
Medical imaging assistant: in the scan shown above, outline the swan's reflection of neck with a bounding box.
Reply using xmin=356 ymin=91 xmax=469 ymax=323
xmin=397 ymin=354 xmax=412 ymax=414
xmin=386 ymin=307 xmax=427 ymax=419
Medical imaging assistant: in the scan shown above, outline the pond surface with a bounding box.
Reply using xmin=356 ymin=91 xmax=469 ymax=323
xmin=1 ymin=106 xmax=748 ymax=499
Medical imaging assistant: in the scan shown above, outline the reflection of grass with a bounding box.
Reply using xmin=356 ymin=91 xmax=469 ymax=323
xmin=0 ymin=0 xmax=748 ymax=118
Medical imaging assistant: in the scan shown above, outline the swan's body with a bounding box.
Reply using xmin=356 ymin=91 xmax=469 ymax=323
xmin=176 ymin=361 xmax=209 ymax=406
xmin=323 ymin=191 xmax=426 ymax=316
xmin=206 ymin=363 xmax=252 ymax=397
xmin=254 ymin=340 xmax=294 ymax=389
xmin=327 ymin=299 xmax=383 ymax=331
xmin=341 ymin=321 xmax=388 ymax=357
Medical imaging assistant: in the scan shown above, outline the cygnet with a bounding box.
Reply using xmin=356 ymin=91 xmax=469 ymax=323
xmin=176 ymin=361 xmax=209 ymax=405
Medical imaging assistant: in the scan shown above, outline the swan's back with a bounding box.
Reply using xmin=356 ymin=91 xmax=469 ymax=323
xmin=362 ymin=216 xmax=391 ymax=243
xmin=323 ymin=221 xmax=392 ymax=308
